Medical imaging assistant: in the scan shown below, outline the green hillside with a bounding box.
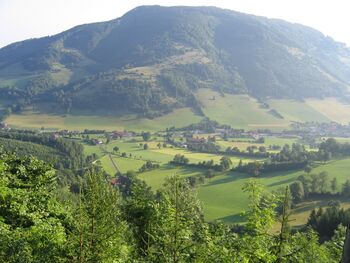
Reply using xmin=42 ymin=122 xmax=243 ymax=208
xmin=1 ymin=5 xmax=350 ymax=121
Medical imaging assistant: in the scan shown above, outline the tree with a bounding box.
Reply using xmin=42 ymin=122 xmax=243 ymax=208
xmin=147 ymin=175 xmax=206 ymax=262
xmin=304 ymin=165 xmax=312 ymax=174
xmin=247 ymin=162 xmax=262 ymax=177
xmin=73 ymin=168 xmax=131 ymax=262
xmin=331 ymin=177 xmax=338 ymax=193
xmin=113 ymin=146 xmax=119 ymax=153
xmin=342 ymin=180 xmax=350 ymax=197
xmin=141 ymin=132 xmax=151 ymax=141
xmin=258 ymin=146 xmax=266 ymax=153
xmin=0 ymin=153 xmax=71 ymax=262
xmin=219 ymin=156 xmax=232 ymax=171
xmin=143 ymin=143 xmax=149 ymax=150
xmin=290 ymin=181 xmax=305 ymax=203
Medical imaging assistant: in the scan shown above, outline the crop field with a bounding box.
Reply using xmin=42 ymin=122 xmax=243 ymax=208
xmin=196 ymin=89 xmax=290 ymax=130
xmin=6 ymin=108 xmax=202 ymax=131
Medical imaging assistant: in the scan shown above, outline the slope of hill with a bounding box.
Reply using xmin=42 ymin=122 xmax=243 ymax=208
xmin=1 ymin=5 xmax=350 ymax=121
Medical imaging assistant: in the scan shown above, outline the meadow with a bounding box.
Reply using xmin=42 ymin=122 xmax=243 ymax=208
xmin=198 ymin=158 xmax=350 ymax=224
xmin=80 ymin=133 xmax=350 ymax=227
xmin=216 ymin=136 xmax=299 ymax=152
xmin=6 ymin=108 xmax=202 ymax=132
xmin=196 ymin=89 xmax=290 ymax=130
xmin=268 ymin=99 xmax=330 ymax=123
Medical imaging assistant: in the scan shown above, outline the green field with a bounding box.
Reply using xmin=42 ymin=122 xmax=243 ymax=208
xmin=196 ymin=89 xmax=290 ymax=130
xmin=311 ymin=158 xmax=350 ymax=185
xmin=306 ymin=98 xmax=350 ymax=124
xmin=198 ymin=157 xmax=350 ymax=224
xmin=139 ymin=164 xmax=205 ymax=189
xmin=198 ymin=169 xmax=302 ymax=223
xmin=216 ymin=137 xmax=298 ymax=152
xmin=6 ymin=108 xmax=202 ymax=132
xmin=82 ymin=135 xmax=350 ymax=227
xmin=268 ymin=99 xmax=330 ymax=123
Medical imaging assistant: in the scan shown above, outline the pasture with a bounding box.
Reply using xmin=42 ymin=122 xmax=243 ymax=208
xmin=196 ymin=89 xmax=290 ymax=130
xmin=6 ymin=107 xmax=202 ymax=132
xmin=198 ymin=157 xmax=350 ymax=224
xmin=268 ymin=99 xmax=330 ymax=123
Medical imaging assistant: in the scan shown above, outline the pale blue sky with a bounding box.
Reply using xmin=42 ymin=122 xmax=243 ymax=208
xmin=0 ymin=0 xmax=349 ymax=48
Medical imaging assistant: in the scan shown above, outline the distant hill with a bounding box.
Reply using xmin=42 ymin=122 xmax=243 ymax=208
xmin=1 ymin=5 xmax=350 ymax=118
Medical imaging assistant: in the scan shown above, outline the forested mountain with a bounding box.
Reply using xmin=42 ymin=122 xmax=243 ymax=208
xmin=1 ymin=5 xmax=350 ymax=116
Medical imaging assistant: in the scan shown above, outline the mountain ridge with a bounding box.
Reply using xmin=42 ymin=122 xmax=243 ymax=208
xmin=1 ymin=5 xmax=350 ymax=118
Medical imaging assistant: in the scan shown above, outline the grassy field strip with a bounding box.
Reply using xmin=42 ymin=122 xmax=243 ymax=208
xmin=198 ymin=157 xmax=350 ymax=224
xmin=306 ymin=98 xmax=350 ymax=124
xmin=6 ymin=108 xmax=202 ymax=131
xmin=198 ymin=169 xmax=302 ymax=223
xmin=268 ymin=99 xmax=330 ymax=123
xmin=138 ymin=164 xmax=205 ymax=189
xmin=196 ymin=88 xmax=290 ymax=130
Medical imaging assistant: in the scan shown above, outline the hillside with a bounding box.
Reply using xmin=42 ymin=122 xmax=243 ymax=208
xmin=1 ymin=5 xmax=350 ymax=120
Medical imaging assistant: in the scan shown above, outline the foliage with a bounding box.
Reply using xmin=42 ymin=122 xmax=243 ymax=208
xmin=0 ymin=152 xmax=72 ymax=262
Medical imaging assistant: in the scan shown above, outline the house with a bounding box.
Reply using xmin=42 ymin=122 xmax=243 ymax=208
xmin=51 ymin=133 xmax=60 ymax=140
xmin=91 ymin=139 xmax=103 ymax=145
xmin=110 ymin=178 xmax=119 ymax=186
xmin=0 ymin=122 xmax=8 ymax=129
xmin=186 ymin=136 xmax=206 ymax=144
xmin=111 ymin=130 xmax=133 ymax=139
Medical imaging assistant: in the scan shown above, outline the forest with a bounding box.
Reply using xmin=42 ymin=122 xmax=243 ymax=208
xmin=0 ymin=149 xmax=350 ymax=262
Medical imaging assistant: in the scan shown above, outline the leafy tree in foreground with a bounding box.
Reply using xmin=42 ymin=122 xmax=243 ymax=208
xmin=0 ymin=153 xmax=71 ymax=262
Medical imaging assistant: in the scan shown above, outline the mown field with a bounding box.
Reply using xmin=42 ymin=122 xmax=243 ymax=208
xmin=85 ymin=138 xmax=260 ymax=178
xmin=196 ymin=89 xmax=290 ymax=130
xmin=6 ymin=108 xmax=202 ymax=132
xmin=268 ymin=99 xmax=330 ymax=123
xmin=198 ymin=158 xmax=350 ymax=225
xmin=95 ymin=138 xmax=350 ymax=225
xmin=216 ymin=136 xmax=299 ymax=152
xmin=80 ymin=134 xmax=350 ymax=227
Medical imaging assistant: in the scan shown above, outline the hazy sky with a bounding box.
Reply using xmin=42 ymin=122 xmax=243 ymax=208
xmin=0 ymin=0 xmax=349 ymax=48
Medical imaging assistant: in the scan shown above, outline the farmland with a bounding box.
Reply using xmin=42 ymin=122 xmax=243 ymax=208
xmin=196 ymin=89 xmax=291 ymax=130
xmin=78 ymin=132 xmax=350 ymax=227
xmin=6 ymin=107 xmax=202 ymax=132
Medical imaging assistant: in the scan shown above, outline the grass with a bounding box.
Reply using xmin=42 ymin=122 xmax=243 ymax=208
xmin=216 ymin=137 xmax=298 ymax=152
xmin=287 ymin=196 xmax=350 ymax=228
xmin=198 ymin=169 xmax=303 ymax=223
xmin=6 ymin=108 xmax=202 ymax=132
xmin=99 ymin=155 xmax=117 ymax=175
xmin=198 ymin=157 xmax=350 ymax=224
xmin=311 ymin=158 xmax=350 ymax=186
xmin=268 ymin=99 xmax=330 ymax=123
xmin=196 ymin=89 xmax=290 ymax=130
xmin=82 ymin=137 xmax=350 ymax=226
xmin=112 ymin=156 xmax=146 ymax=173
xmin=138 ymin=164 xmax=205 ymax=189
xmin=306 ymin=98 xmax=350 ymax=124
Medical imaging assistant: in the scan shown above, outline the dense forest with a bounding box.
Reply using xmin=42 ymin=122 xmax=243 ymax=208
xmin=0 ymin=151 xmax=349 ymax=262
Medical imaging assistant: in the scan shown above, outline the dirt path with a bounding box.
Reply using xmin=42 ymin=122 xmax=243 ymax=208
xmin=99 ymin=144 xmax=121 ymax=174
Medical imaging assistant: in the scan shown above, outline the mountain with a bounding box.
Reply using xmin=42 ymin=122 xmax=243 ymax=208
xmin=1 ymin=5 xmax=350 ymax=118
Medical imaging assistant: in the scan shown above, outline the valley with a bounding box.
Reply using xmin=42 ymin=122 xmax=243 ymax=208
xmin=2 ymin=4 xmax=350 ymax=261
